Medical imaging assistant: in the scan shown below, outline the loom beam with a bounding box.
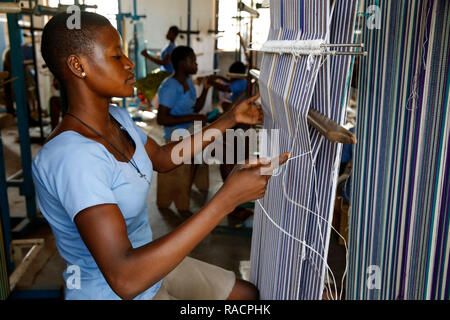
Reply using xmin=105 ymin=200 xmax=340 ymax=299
xmin=249 ymin=69 xmax=356 ymax=145
xmin=307 ymin=109 xmax=357 ymax=145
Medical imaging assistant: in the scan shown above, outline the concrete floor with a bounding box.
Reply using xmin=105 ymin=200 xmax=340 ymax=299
xmin=1 ymin=114 xmax=346 ymax=299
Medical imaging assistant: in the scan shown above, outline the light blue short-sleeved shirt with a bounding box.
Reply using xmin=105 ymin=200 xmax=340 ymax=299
xmin=32 ymin=105 xmax=162 ymax=300
xmin=229 ymin=78 xmax=247 ymax=101
xmin=160 ymin=42 xmax=176 ymax=73
xmin=158 ymin=77 xmax=197 ymax=140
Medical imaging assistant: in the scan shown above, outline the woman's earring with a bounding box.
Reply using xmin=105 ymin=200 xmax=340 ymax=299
xmin=81 ymin=72 xmax=86 ymax=78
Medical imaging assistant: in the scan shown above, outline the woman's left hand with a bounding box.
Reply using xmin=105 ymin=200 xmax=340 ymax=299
xmin=232 ymin=94 xmax=263 ymax=125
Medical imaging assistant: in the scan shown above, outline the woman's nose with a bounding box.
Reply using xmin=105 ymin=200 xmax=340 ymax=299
xmin=124 ymin=55 xmax=135 ymax=70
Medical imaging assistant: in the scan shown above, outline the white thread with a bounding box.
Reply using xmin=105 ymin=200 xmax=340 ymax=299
xmin=259 ymin=54 xmax=349 ymax=300
xmin=406 ymin=3 xmax=431 ymax=112
xmin=406 ymin=74 xmax=419 ymax=111
xmin=288 ymin=54 xmax=347 ymax=299
xmin=307 ymin=54 xmax=315 ymax=71
xmin=256 ymin=2 xmax=353 ymax=297
xmin=271 ymin=151 xmax=312 ymax=177
xmin=256 ymin=199 xmax=337 ymax=298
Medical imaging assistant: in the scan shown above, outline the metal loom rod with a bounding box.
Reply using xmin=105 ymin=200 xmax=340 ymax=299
xmin=323 ymin=51 xmax=367 ymax=56
xmin=247 ymin=47 xmax=367 ymax=56
xmin=248 ymin=69 xmax=357 ymax=145
xmin=320 ymin=43 xmax=364 ymax=48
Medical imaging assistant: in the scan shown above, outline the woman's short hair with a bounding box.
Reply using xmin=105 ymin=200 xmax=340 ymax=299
xmin=229 ymin=61 xmax=246 ymax=74
xmin=41 ymin=11 xmax=111 ymax=82
xmin=171 ymin=46 xmax=194 ymax=70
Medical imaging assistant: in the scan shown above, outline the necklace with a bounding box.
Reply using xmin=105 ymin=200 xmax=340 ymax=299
xmin=66 ymin=112 xmax=151 ymax=185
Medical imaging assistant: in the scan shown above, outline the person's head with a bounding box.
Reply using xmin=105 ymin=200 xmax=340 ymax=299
xmin=41 ymin=11 xmax=135 ymax=98
xmin=229 ymin=61 xmax=246 ymax=74
xmin=166 ymin=26 xmax=179 ymax=42
xmin=171 ymin=46 xmax=197 ymax=74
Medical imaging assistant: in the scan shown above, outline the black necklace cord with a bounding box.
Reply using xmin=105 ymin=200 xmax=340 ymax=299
xmin=65 ymin=112 xmax=151 ymax=185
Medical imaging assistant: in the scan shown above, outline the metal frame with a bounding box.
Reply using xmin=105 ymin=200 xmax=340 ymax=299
xmin=0 ymin=0 xmax=98 ymax=299
xmin=5 ymin=9 xmax=38 ymax=227
xmin=116 ymin=0 xmax=146 ymax=74
xmin=116 ymin=0 xmax=146 ymax=108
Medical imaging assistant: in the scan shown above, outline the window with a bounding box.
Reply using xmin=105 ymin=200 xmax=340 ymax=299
xmin=217 ymin=0 xmax=270 ymax=51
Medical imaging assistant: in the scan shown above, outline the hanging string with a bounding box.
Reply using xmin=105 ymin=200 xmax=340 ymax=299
xmin=257 ymin=55 xmax=342 ymax=300
xmin=406 ymin=2 xmax=431 ymax=112
xmin=251 ymin=0 xmax=356 ymax=300
xmin=258 ymin=52 xmax=351 ymax=300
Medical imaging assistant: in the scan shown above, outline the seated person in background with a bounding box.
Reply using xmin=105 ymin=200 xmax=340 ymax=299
xmin=141 ymin=26 xmax=179 ymax=74
xmin=157 ymin=45 xmax=209 ymax=140
xmin=156 ymin=46 xmax=211 ymax=212
xmin=208 ymin=61 xmax=248 ymax=112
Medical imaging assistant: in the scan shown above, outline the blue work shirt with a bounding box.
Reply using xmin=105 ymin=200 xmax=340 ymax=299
xmin=229 ymin=78 xmax=247 ymax=101
xmin=32 ymin=105 xmax=162 ymax=300
xmin=160 ymin=42 xmax=176 ymax=73
xmin=158 ymin=77 xmax=197 ymax=140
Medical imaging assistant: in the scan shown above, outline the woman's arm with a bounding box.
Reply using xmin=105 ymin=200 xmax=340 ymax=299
xmin=74 ymin=154 xmax=289 ymax=300
xmin=150 ymin=94 xmax=262 ymax=173
xmin=193 ymin=78 xmax=212 ymax=113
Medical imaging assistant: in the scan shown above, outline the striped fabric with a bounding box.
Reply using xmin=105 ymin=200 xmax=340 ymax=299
xmin=0 ymin=216 xmax=10 ymax=300
xmin=347 ymin=0 xmax=450 ymax=300
xmin=250 ymin=0 xmax=357 ymax=299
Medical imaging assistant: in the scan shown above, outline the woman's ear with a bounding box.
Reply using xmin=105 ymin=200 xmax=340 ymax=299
xmin=67 ymin=55 xmax=86 ymax=79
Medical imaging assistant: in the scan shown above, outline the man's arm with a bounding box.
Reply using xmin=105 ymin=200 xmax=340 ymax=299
xmin=141 ymin=49 xmax=171 ymax=67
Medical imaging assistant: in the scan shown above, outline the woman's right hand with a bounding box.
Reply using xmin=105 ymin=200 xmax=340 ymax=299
xmin=216 ymin=152 xmax=290 ymax=213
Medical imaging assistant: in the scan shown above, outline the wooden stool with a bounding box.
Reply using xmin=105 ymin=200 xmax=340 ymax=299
xmin=157 ymin=164 xmax=209 ymax=211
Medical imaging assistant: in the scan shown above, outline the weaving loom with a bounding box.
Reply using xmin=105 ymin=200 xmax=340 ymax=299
xmin=347 ymin=0 xmax=450 ymax=300
xmin=250 ymin=0 xmax=358 ymax=300
xmin=0 ymin=217 xmax=10 ymax=299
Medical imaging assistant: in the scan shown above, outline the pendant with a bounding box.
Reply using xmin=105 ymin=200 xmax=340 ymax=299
xmin=140 ymin=173 xmax=151 ymax=185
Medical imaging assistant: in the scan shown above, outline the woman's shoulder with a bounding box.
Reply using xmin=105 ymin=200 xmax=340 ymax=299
xmin=33 ymin=131 xmax=112 ymax=171
xmin=159 ymin=76 xmax=179 ymax=89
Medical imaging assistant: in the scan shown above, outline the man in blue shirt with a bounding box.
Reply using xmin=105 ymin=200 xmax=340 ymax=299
xmin=141 ymin=26 xmax=179 ymax=73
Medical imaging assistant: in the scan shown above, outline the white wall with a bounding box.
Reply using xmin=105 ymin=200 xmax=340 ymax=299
xmin=120 ymin=0 xmax=216 ymax=112
xmin=120 ymin=0 xmax=215 ymax=51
